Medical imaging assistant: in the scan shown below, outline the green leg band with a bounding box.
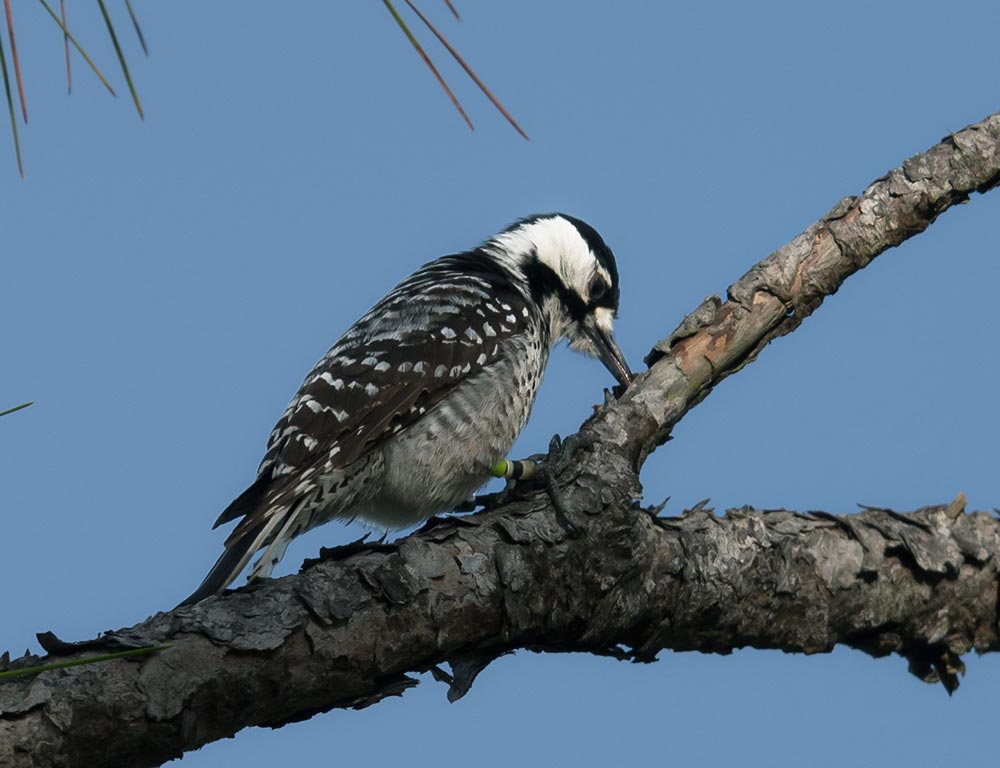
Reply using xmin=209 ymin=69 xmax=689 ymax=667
xmin=490 ymin=459 xmax=536 ymax=480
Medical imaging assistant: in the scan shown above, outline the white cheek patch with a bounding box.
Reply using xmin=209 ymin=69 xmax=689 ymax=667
xmin=594 ymin=306 xmax=615 ymax=334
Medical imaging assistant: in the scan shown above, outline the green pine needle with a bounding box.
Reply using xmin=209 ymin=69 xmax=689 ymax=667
xmin=96 ymin=0 xmax=142 ymax=118
xmin=0 ymin=401 xmax=33 ymax=418
xmin=123 ymin=0 xmax=148 ymax=56
xmin=0 ymin=25 xmax=23 ymax=176
xmin=36 ymin=0 xmax=116 ymax=96
xmin=0 ymin=644 xmax=172 ymax=681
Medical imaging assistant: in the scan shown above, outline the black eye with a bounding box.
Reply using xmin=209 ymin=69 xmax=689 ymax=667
xmin=589 ymin=275 xmax=608 ymax=302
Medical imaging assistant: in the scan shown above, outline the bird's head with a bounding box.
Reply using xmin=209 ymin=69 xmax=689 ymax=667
xmin=488 ymin=213 xmax=634 ymax=388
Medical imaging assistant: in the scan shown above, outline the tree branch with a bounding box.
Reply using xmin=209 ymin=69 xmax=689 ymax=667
xmin=587 ymin=111 xmax=1000 ymax=471
xmin=2 ymin=110 xmax=999 ymax=768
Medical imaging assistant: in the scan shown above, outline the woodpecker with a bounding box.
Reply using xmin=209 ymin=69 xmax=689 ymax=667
xmin=180 ymin=213 xmax=632 ymax=605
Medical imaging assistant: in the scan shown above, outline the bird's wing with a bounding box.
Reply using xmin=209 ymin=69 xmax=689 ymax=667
xmin=213 ymin=253 xmax=533 ymax=528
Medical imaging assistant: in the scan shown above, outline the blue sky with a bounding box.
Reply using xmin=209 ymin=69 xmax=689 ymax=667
xmin=3 ymin=2 xmax=999 ymax=765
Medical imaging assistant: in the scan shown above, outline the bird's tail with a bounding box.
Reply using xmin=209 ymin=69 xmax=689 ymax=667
xmin=177 ymin=500 xmax=310 ymax=608
xmin=176 ymin=531 xmax=261 ymax=607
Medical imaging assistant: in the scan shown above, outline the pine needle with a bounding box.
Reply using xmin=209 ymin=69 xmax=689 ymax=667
xmin=0 ymin=24 xmax=23 ymax=176
xmin=2 ymin=0 xmax=27 ymax=122
xmin=123 ymin=0 xmax=147 ymax=56
xmin=0 ymin=401 xmax=32 ymax=418
xmin=403 ymin=0 xmax=528 ymax=140
xmin=61 ymin=0 xmax=71 ymax=93
xmin=0 ymin=645 xmax=172 ymax=681
xmin=382 ymin=0 xmax=473 ymax=131
xmin=36 ymin=0 xmax=116 ymax=96
xmin=96 ymin=0 xmax=142 ymax=118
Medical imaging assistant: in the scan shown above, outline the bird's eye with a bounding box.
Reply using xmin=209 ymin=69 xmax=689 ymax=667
xmin=589 ymin=275 xmax=608 ymax=302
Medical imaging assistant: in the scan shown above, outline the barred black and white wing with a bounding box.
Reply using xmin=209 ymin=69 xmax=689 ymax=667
xmin=179 ymin=252 xmax=535 ymax=604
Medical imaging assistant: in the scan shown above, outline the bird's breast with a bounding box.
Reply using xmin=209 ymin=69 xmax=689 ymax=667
xmin=362 ymin=330 xmax=550 ymax=525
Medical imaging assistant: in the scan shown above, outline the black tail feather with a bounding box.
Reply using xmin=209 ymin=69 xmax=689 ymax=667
xmin=213 ymin=474 xmax=271 ymax=529
xmin=176 ymin=522 xmax=264 ymax=607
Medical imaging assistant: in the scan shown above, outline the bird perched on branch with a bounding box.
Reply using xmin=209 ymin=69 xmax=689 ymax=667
xmin=180 ymin=213 xmax=632 ymax=605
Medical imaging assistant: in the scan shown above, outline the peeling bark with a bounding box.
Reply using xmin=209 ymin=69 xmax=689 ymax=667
xmin=2 ymin=111 xmax=999 ymax=768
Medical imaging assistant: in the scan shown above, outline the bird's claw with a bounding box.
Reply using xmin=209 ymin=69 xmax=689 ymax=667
xmin=548 ymin=431 xmax=595 ymax=469
xmin=535 ymin=461 xmax=580 ymax=536
xmin=457 ymin=431 xmax=594 ymax=535
xmin=512 ymin=431 xmax=595 ymax=536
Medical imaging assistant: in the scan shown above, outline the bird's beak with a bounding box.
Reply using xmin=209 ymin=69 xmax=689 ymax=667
xmin=585 ymin=323 xmax=634 ymax=388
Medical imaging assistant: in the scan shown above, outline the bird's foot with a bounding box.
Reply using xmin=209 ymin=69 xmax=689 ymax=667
xmin=454 ymin=432 xmax=595 ymax=533
xmin=489 ymin=432 xmax=596 ymax=535
xmin=546 ymin=431 xmax=596 ymax=469
xmin=537 ymin=433 xmax=594 ymax=536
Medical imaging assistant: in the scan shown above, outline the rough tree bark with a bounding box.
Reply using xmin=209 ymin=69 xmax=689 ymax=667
xmin=2 ymin=110 xmax=999 ymax=768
